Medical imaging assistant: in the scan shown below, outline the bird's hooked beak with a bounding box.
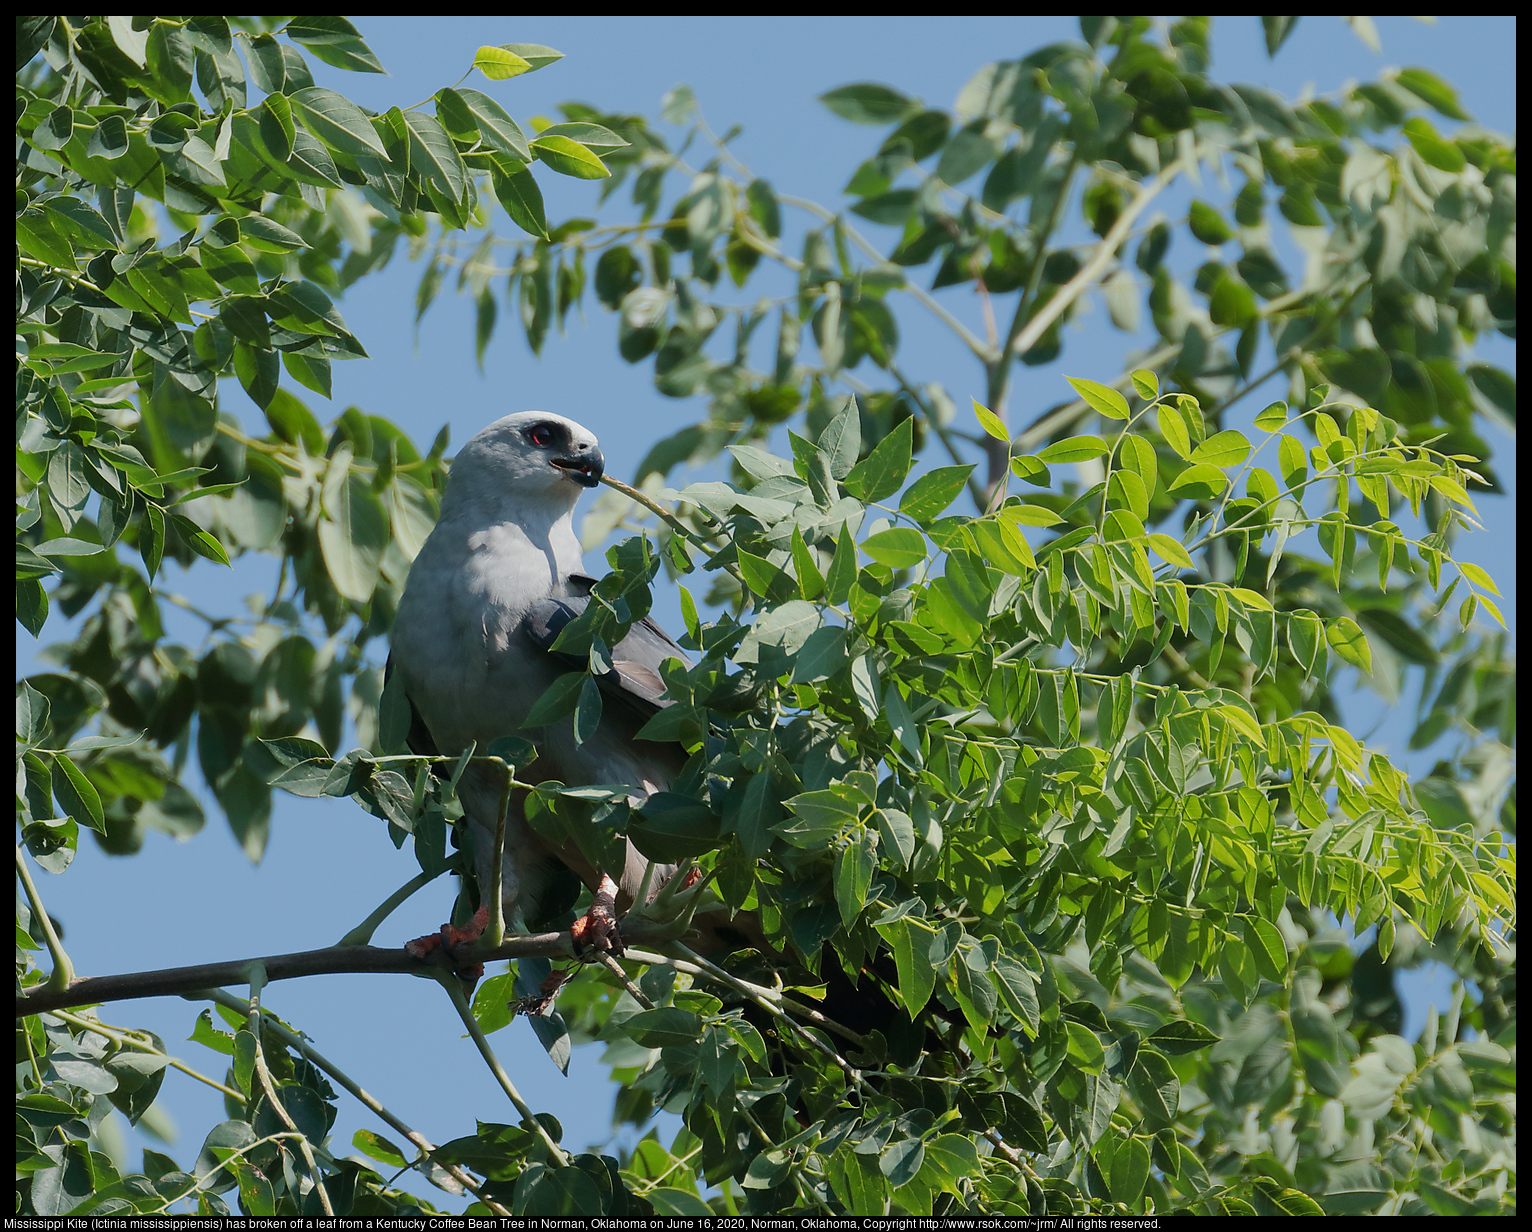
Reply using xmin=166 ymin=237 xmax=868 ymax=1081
xmin=550 ymin=446 xmax=604 ymax=489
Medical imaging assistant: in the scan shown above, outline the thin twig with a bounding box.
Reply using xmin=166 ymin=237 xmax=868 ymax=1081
xmin=17 ymin=845 xmax=73 ymax=992
xmin=597 ymin=473 xmax=746 ymax=584
xmin=1008 ymin=161 xmax=1180 ymax=362
xmin=595 ymin=952 xmax=653 ymax=1008
xmin=980 ymin=151 xmax=1081 ymax=493
xmin=248 ymin=965 xmax=334 ymax=1215
xmin=438 ymin=974 xmax=568 ymax=1165
xmin=484 ymin=768 xmax=514 ymax=949
xmin=334 ymin=868 xmax=445 ymax=948
xmin=779 ymin=194 xmax=996 ymax=362
xmin=49 ymin=1008 xmax=244 ymax=1100
xmin=664 ymin=944 xmax=869 ymax=1071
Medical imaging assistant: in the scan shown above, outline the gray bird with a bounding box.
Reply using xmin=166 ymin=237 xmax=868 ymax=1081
xmin=387 ymin=412 xmax=686 ymax=957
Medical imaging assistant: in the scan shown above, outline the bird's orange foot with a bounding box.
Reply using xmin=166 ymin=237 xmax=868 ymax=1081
xmin=570 ymin=874 xmax=624 ymax=957
xmin=405 ymin=904 xmax=490 ymax=981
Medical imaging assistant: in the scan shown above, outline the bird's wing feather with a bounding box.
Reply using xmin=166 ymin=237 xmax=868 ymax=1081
xmin=384 ymin=652 xmax=441 ymax=757
xmin=524 ymin=574 xmax=691 ymax=722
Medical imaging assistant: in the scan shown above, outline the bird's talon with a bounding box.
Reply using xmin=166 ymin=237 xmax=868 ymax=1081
xmin=406 ymin=905 xmax=490 ymax=981
xmin=570 ymin=874 xmax=624 ymax=957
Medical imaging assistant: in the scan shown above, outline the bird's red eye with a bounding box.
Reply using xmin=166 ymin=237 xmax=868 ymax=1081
xmin=528 ymin=426 xmax=552 ymax=447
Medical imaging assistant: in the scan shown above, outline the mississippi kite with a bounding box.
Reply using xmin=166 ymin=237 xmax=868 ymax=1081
xmin=388 ymin=412 xmax=685 ymax=959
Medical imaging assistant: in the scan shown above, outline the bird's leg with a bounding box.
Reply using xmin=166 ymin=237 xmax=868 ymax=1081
xmin=404 ymin=904 xmax=491 ymax=982
xmin=570 ymin=873 xmax=624 ymax=957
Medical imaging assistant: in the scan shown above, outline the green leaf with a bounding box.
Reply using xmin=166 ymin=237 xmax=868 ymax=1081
xmin=1130 ymin=368 xmax=1159 ymax=399
xmin=922 ymin=1132 xmax=980 ymax=1193
xmin=49 ymin=753 xmax=105 ymax=833
xmin=868 ymin=793 xmax=915 ymax=864
xmin=880 ymin=1137 xmax=926 ymax=1187
xmin=1010 ymin=454 xmax=1050 ymax=487
xmin=736 ymin=547 xmax=786 ymax=598
xmin=1166 ymin=463 xmax=1228 ymax=499
xmin=351 ymin=1129 xmax=407 ymax=1169
xmin=1459 ymin=562 xmax=1500 ymax=596
xmin=531 ymin=134 xmax=609 ymax=180
xmin=623 ymin=1007 xmax=702 ymax=1048
xmin=861 ymin=528 xmax=927 ymax=569
xmin=523 ymin=672 xmax=587 ymax=729
xmin=900 ymin=466 xmax=974 ymax=522
xmin=1147 ymin=534 xmax=1194 ymax=569
xmin=1157 ymin=405 xmax=1191 ymax=459
xmin=140 ymin=503 xmax=165 ymax=582
xmin=647 ymin=1187 xmax=714 ymax=1216
xmin=1402 ymin=117 xmax=1466 ymax=173
xmin=538 ymin=122 xmax=629 ymax=152
xmin=1287 ymin=609 xmax=1324 ymax=674
xmin=402 ymin=110 xmax=471 ymax=208
xmin=492 ymin=161 xmax=549 ymax=239
xmin=844 ymin=417 xmax=913 ymax=502
xmin=876 ymin=917 xmax=938 ymax=1016
xmin=238 ymin=215 xmax=308 ymax=253
xmin=1396 ymin=68 xmax=1472 ymax=120
xmin=455 ymin=88 xmax=531 ymax=161
xmin=1146 ymin=1020 xmax=1219 ymax=1054
xmin=792 ymin=626 xmax=848 ymax=683
xmin=790 ymin=527 xmax=826 ymax=600
xmin=1065 ymin=1020 xmax=1104 ymax=1072
xmin=1109 ymin=1136 xmax=1151 ymax=1204
xmin=1190 ymin=429 xmax=1252 ymax=469
xmin=489 ymin=43 xmax=563 ymax=73
xmin=990 ymin=951 xmax=1040 ymax=1034
xmin=1188 ymin=199 xmax=1233 ymax=245
xmin=1262 ymin=15 xmax=1299 ymax=54
xmin=472 ymin=45 xmax=533 ymax=79
xmin=290 ymin=88 xmax=389 ymax=159
xmin=970 ymin=518 xmax=1036 ymax=575
xmin=170 ymin=515 xmax=231 ymax=566
xmin=1278 ymin=434 xmax=1307 ymax=489
xmin=27 ymin=342 xmax=127 ymax=374
xmin=750 ymin=600 xmax=822 ymax=659
xmin=1240 ymin=916 xmax=1288 ymax=982
xmin=1326 ymin=616 xmax=1372 ymax=674
xmin=16 ymin=210 xmax=76 ymax=268
xmin=1002 ymin=503 xmax=1062 ymax=527
xmin=106 ymin=15 xmax=148 ymax=67
xmin=573 ymin=674 xmax=603 ymax=747
xmin=834 ymin=829 xmax=877 ymax=927
xmin=17 ymin=685 xmax=50 ymax=746
xmin=730 ymin=771 xmax=778 ymax=859
xmin=317 ymin=471 xmax=387 ymax=602
xmin=1065 ymin=375 xmax=1130 ymax=420
xmin=972 ymin=399 xmax=1009 ymax=442
xmin=1253 ymin=400 xmax=1289 ymax=431
xmin=818 ymin=397 xmax=861 ymax=480
xmin=1106 ymin=470 xmax=1149 ymax=521
xmin=820 ymin=83 xmax=921 ymax=125
xmin=825 ymin=524 xmax=858 ymax=605
xmin=1037 ymin=435 xmax=1108 ymax=463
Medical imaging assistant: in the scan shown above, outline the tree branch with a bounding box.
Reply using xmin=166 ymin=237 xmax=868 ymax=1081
xmin=14 ymin=918 xmax=705 ymax=1018
xmin=1008 ymin=161 xmax=1178 ymax=362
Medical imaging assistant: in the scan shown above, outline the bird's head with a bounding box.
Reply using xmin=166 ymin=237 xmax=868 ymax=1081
xmin=449 ymin=412 xmax=605 ymax=505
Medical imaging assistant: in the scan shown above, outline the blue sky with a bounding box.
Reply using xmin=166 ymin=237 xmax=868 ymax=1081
xmin=23 ymin=16 xmax=1516 ymax=1206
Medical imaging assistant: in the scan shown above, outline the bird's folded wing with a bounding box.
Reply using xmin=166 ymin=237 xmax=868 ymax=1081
xmin=524 ymin=574 xmax=692 ymax=721
xmin=383 ymin=652 xmax=441 ymax=757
